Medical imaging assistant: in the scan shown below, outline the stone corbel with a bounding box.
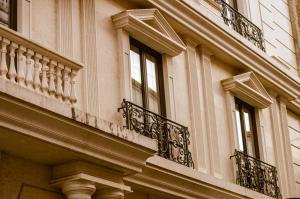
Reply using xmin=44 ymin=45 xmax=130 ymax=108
xmin=51 ymin=161 xmax=131 ymax=199
xmin=62 ymin=179 xmax=96 ymax=199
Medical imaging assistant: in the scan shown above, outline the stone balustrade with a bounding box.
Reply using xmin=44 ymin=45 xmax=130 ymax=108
xmin=0 ymin=25 xmax=83 ymax=105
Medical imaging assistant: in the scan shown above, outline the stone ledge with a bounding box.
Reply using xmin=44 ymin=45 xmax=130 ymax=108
xmin=0 ymin=77 xmax=72 ymax=118
xmin=72 ymin=108 xmax=158 ymax=151
xmin=125 ymin=155 xmax=275 ymax=199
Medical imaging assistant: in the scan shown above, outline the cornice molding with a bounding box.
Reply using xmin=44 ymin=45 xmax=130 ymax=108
xmin=112 ymin=9 xmax=186 ymax=56
xmin=221 ymin=72 xmax=273 ymax=108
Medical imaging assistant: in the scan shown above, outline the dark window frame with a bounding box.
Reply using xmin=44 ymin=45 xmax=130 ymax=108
xmin=129 ymin=37 xmax=166 ymax=116
xmin=10 ymin=0 xmax=17 ymax=30
xmin=0 ymin=0 xmax=17 ymax=30
xmin=235 ymin=97 xmax=260 ymax=159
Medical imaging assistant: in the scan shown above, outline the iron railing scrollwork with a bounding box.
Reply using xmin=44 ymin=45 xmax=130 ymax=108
xmin=215 ymin=0 xmax=265 ymax=51
xmin=118 ymin=99 xmax=194 ymax=168
xmin=230 ymin=150 xmax=281 ymax=198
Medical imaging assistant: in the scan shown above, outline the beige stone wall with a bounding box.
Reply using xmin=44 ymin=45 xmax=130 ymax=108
xmin=183 ymin=0 xmax=299 ymax=79
xmin=6 ymin=0 xmax=298 ymax=198
xmin=287 ymin=110 xmax=300 ymax=195
xmin=297 ymin=0 xmax=300 ymax=27
xmin=0 ymin=153 xmax=63 ymax=199
xmin=31 ymin=0 xmax=58 ymax=51
xmin=210 ymin=58 xmax=236 ymax=181
xmin=24 ymin=0 xmax=280 ymax=185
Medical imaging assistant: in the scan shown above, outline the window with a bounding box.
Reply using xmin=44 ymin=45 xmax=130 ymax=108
xmin=129 ymin=38 xmax=165 ymax=115
xmin=234 ymin=98 xmax=260 ymax=159
xmin=0 ymin=0 xmax=17 ymax=30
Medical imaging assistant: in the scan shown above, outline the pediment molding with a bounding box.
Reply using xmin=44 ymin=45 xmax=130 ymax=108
xmin=112 ymin=9 xmax=186 ymax=56
xmin=221 ymin=72 xmax=273 ymax=108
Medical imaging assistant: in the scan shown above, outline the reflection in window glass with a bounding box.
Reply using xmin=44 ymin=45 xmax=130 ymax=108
xmin=146 ymin=58 xmax=157 ymax=92
xmin=146 ymin=55 xmax=160 ymax=114
xmin=130 ymin=50 xmax=141 ymax=83
xmin=244 ymin=112 xmax=250 ymax=132
xmin=0 ymin=0 xmax=10 ymax=26
xmin=235 ymin=110 xmax=244 ymax=152
xmin=130 ymin=48 xmax=143 ymax=107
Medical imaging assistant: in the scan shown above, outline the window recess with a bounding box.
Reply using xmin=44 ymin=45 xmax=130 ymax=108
xmin=222 ymin=72 xmax=281 ymax=198
xmin=0 ymin=0 xmax=17 ymax=30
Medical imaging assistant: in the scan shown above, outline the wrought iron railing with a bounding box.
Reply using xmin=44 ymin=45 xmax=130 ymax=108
xmin=118 ymin=99 xmax=194 ymax=167
xmin=230 ymin=150 xmax=281 ymax=198
xmin=215 ymin=0 xmax=265 ymax=51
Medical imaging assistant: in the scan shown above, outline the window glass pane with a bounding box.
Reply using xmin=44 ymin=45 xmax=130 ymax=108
xmin=235 ymin=110 xmax=244 ymax=152
xmin=146 ymin=54 xmax=160 ymax=114
xmin=243 ymin=110 xmax=257 ymax=158
xmin=130 ymin=47 xmax=143 ymax=107
xmin=244 ymin=112 xmax=250 ymax=132
xmin=0 ymin=0 xmax=10 ymax=27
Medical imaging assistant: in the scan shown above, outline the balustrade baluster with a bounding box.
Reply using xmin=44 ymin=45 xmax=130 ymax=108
xmin=70 ymin=70 xmax=77 ymax=104
xmin=41 ymin=56 xmax=49 ymax=94
xmin=0 ymin=26 xmax=81 ymax=106
xmin=63 ymin=66 xmax=71 ymax=103
xmin=16 ymin=45 xmax=26 ymax=86
xmin=8 ymin=42 xmax=17 ymax=82
xmin=25 ymin=49 xmax=34 ymax=89
xmin=56 ymin=63 xmax=64 ymax=100
xmin=33 ymin=53 xmax=42 ymax=91
xmin=0 ymin=37 xmax=9 ymax=77
xmin=48 ymin=60 xmax=57 ymax=97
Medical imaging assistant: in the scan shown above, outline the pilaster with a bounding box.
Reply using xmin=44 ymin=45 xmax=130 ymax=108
xmin=17 ymin=0 xmax=32 ymax=38
xmin=58 ymin=0 xmax=73 ymax=57
xmin=278 ymin=97 xmax=297 ymax=196
xmin=81 ymin=0 xmax=101 ymax=116
xmin=268 ymin=91 xmax=289 ymax=197
xmin=116 ymin=29 xmax=131 ymax=102
xmin=197 ymin=45 xmax=221 ymax=178
xmin=184 ymin=37 xmax=209 ymax=173
xmin=162 ymin=54 xmax=176 ymax=121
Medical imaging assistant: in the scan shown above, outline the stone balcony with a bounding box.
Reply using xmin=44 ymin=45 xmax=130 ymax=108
xmin=0 ymin=25 xmax=83 ymax=111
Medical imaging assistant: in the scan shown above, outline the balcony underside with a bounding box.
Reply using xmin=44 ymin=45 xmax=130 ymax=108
xmin=0 ymin=87 xmax=157 ymax=175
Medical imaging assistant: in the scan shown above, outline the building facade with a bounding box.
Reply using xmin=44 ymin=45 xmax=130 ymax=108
xmin=0 ymin=0 xmax=299 ymax=198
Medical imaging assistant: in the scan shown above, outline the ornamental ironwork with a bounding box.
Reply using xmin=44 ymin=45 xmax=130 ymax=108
xmin=215 ymin=0 xmax=265 ymax=51
xmin=230 ymin=150 xmax=281 ymax=198
xmin=118 ymin=99 xmax=194 ymax=168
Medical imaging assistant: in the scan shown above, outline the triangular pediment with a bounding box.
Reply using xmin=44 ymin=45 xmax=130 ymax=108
xmin=112 ymin=9 xmax=186 ymax=56
xmin=221 ymin=72 xmax=273 ymax=108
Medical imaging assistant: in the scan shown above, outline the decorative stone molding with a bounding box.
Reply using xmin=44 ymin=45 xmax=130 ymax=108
xmin=95 ymin=189 xmax=124 ymax=199
xmin=62 ymin=180 xmax=96 ymax=199
xmin=112 ymin=9 xmax=186 ymax=56
xmin=221 ymin=72 xmax=272 ymax=108
xmin=51 ymin=162 xmax=130 ymax=199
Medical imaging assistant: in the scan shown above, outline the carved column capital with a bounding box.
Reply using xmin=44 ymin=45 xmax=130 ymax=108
xmin=62 ymin=180 xmax=96 ymax=199
xmin=95 ymin=189 xmax=124 ymax=199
